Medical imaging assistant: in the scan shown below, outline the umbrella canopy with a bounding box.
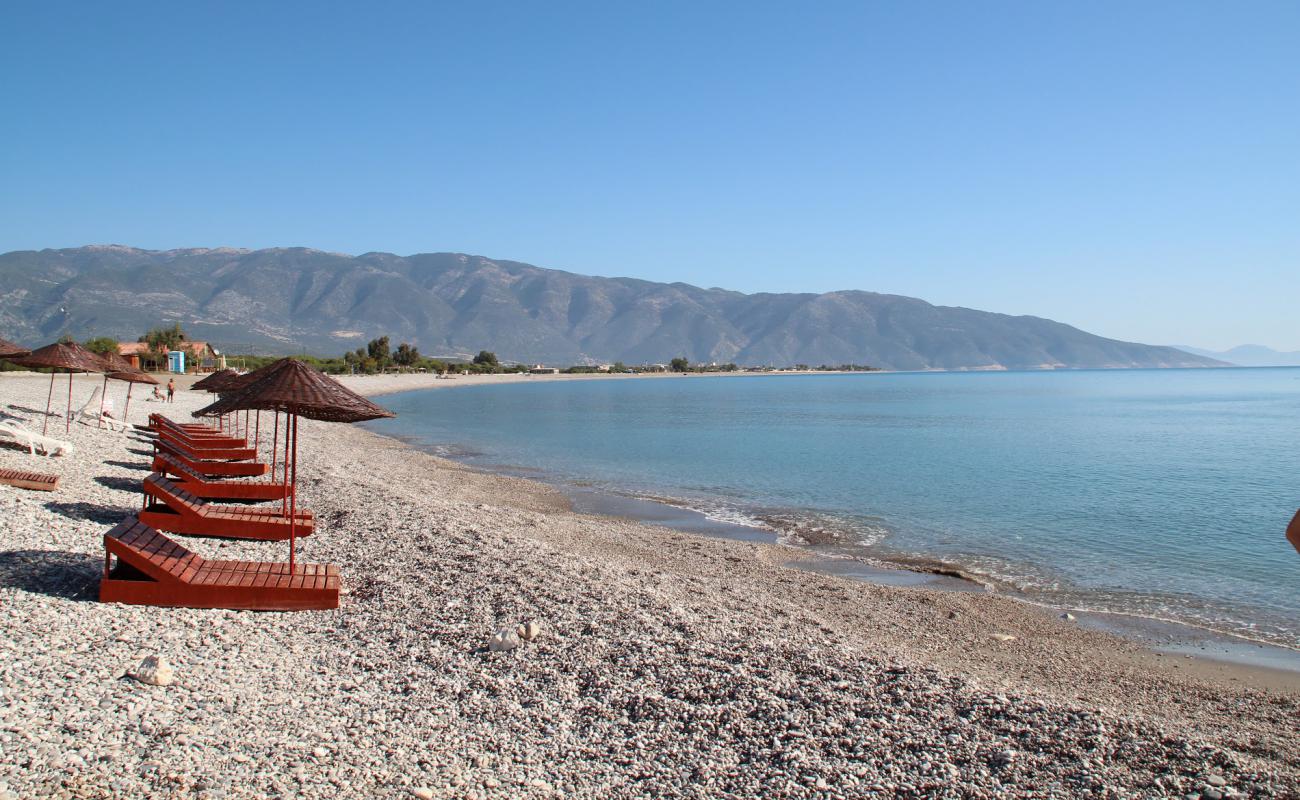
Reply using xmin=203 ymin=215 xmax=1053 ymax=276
xmin=97 ymin=351 xmax=159 ymax=383
xmin=9 ymin=342 xmax=105 ymax=373
xmin=192 ymin=368 xmax=239 ymax=391
xmin=8 ymin=342 xmax=105 ymax=435
xmin=192 ymin=358 xmax=392 ymax=571
xmin=89 ymin=351 xmax=158 ymax=427
xmin=194 ymin=359 xmax=393 ymax=423
xmin=0 ymin=338 xmax=30 ymax=360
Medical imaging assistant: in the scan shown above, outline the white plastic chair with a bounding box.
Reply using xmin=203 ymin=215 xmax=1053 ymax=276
xmin=74 ymin=387 xmax=130 ymax=433
xmin=0 ymin=420 xmax=74 ymax=456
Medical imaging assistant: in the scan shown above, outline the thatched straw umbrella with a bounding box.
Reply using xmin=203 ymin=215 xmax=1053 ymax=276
xmin=194 ymin=358 xmax=394 ymax=570
xmin=9 ymin=342 xmax=105 ymax=435
xmin=95 ymin=351 xmax=159 ymax=425
xmin=192 ymin=368 xmax=239 ymax=391
xmin=191 ymin=369 xmax=244 ymax=433
xmin=0 ymin=338 xmax=31 ymax=360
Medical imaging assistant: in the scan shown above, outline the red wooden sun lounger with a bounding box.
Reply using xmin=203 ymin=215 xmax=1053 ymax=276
xmin=0 ymin=467 xmax=59 ymax=492
xmin=153 ymin=452 xmax=291 ymax=502
xmin=152 ymin=429 xmax=256 ymax=460
xmin=152 ymin=427 xmax=249 ymax=450
xmin=1288 ymin=510 xmax=1300 ymax=555
xmin=139 ymin=474 xmax=314 ymax=541
xmin=152 ymin=440 xmax=268 ymax=478
xmin=148 ymin=415 xmax=248 ymax=443
xmin=100 ymin=516 xmax=338 ymax=610
xmin=148 ymin=414 xmax=227 ymax=434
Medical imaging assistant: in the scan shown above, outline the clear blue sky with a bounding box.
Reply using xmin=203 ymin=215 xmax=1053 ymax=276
xmin=3 ymin=2 xmax=1298 ymax=350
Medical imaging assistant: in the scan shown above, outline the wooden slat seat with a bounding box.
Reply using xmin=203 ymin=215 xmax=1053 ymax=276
xmin=153 ymin=452 xmax=291 ymax=502
xmin=152 ymin=440 xmax=268 ymax=478
xmin=0 ymin=468 xmax=59 ymax=492
xmin=149 ymin=414 xmax=227 ymax=435
xmin=153 ymin=429 xmax=254 ymax=460
xmin=101 ymin=517 xmax=338 ymax=610
xmin=1288 ymin=510 xmax=1300 ymax=555
xmin=140 ymin=473 xmax=314 ymax=541
xmin=147 ymin=416 xmax=248 ymax=445
xmin=153 ymin=427 xmax=250 ymax=450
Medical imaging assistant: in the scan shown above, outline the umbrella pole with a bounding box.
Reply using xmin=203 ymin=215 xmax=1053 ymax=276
xmin=124 ymin=384 xmax=134 ymax=424
xmin=43 ymin=372 xmax=55 ymax=436
xmin=271 ymin=409 xmax=279 ymax=489
xmin=66 ymin=372 xmax=73 ymax=434
xmin=254 ymin=410 xmax=260 ymax=456
xmin=99 ymin=375 xmax=108 ymax=429
xmin=289 ymin=413 xmax=298 ymax=572
xmin=281 ymin=413 xmax=292 ymax=515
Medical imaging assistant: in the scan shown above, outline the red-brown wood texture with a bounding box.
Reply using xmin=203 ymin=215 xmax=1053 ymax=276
xmin=1288 ymin=510 xmax=1300 ymax=555
xmin=149 ymin=416 xmax=228 ymax=434
xmin=154 ymin=436 xmax=259 ymax=463
xmin=140 ymin=474 xmax=314 ymax=541
xmin=0 ymin=468 xmax=59 ymax=492
xmin=152 ymin=442 xmax=268 ymax=478
xmin=153 ymin=453 xmax=290 ymax=501
xmin=100 ymin=517 xmax=338 ymax=610
xmin=154 ymin=427 xmax=250 ymax=450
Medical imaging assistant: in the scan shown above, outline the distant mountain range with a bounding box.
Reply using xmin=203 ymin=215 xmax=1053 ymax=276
xmin=1173 ymin=344 xmax=1300 ymax=367
xmin=0 ymin=245 xmax=1225 ymax=370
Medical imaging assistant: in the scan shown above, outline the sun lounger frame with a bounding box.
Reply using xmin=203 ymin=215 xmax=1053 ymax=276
xmin=139 ymin=473 xmax=313 ymax=541
xmin=100 ymin=517 xmax=338 ymax=610
xmin=153 ymin=452 xmax=290 ymax=502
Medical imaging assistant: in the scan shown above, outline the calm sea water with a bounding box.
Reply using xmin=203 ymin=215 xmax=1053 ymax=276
xmin=367 ymin=369 xmax=1300 ymax=648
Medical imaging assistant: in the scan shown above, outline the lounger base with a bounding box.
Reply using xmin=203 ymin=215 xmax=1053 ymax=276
xmin=101 ymin=517 xmax=338 ymax=612
xmin=151 ymin=455 xmax=269 ymax=478
xmin=0 ymin=468 xmax=59 ymax=492
xmin=100 ymin=576 xmax=338 ymax=610
xmin=140 ymin=504 xmax=315 ymax=541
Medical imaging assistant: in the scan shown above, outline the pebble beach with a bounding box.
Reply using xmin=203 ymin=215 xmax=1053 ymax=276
xmin=1 ymin=372 xmax=1297 ymax=799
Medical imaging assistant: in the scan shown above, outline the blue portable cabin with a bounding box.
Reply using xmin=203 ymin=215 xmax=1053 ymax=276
xmin=166 ymin=350 xmax=186 ymax=374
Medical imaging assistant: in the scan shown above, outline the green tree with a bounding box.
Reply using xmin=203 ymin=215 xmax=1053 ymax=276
xmin=670 ymin=357 xmax=690 ymax=372
xmin=473 ymin=350 xmax=499 ymax=366
xmin=141 ymin=323 xmax=185 ymax=354
xmin=366 ymin=336 xmax=391 ymax=365
xmin=394 ymin=342 xmax=420 ymax=366
xmin=83 ymin=337 xmax=120 ymax=357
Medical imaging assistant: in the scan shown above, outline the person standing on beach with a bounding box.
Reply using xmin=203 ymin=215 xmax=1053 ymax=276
xmin=166 ymin=378 xmax=175 ymax=403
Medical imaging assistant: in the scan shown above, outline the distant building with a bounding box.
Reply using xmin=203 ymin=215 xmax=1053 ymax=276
xmin=529 ymin=365 xmax=560 ymax=375
xmin=119 ymin=340 xmax=224 ymax=373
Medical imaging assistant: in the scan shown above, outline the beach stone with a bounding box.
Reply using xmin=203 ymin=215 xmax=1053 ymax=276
xmin=1061 ymin=612 xmax=1076 ymax=621
xmin=312 ymin=746 xmax=329 ymax=759
xmin=1206 ymin=775 xmax=1227 ymax=787
xmin=129 ymin=656 xmax=174 ymax=687
xmin=1202 ymin=790 xmax=1224 ymax=800
xmin=488 ymin=627 xmax=521 ymax=652
xmin=410 ymin=788 xmax=434 ymax=800
xmin=990 ymin=634 xmax=1016 ymax=643
xmin=517 ymin=620 xmax=543 ymax=641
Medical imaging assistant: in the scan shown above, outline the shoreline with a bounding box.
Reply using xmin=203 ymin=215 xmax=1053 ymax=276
xmin=351 ymin=373 xmax=1300 ymax=674
xmin=1 ymin=371 xmax=1296 ymax=797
